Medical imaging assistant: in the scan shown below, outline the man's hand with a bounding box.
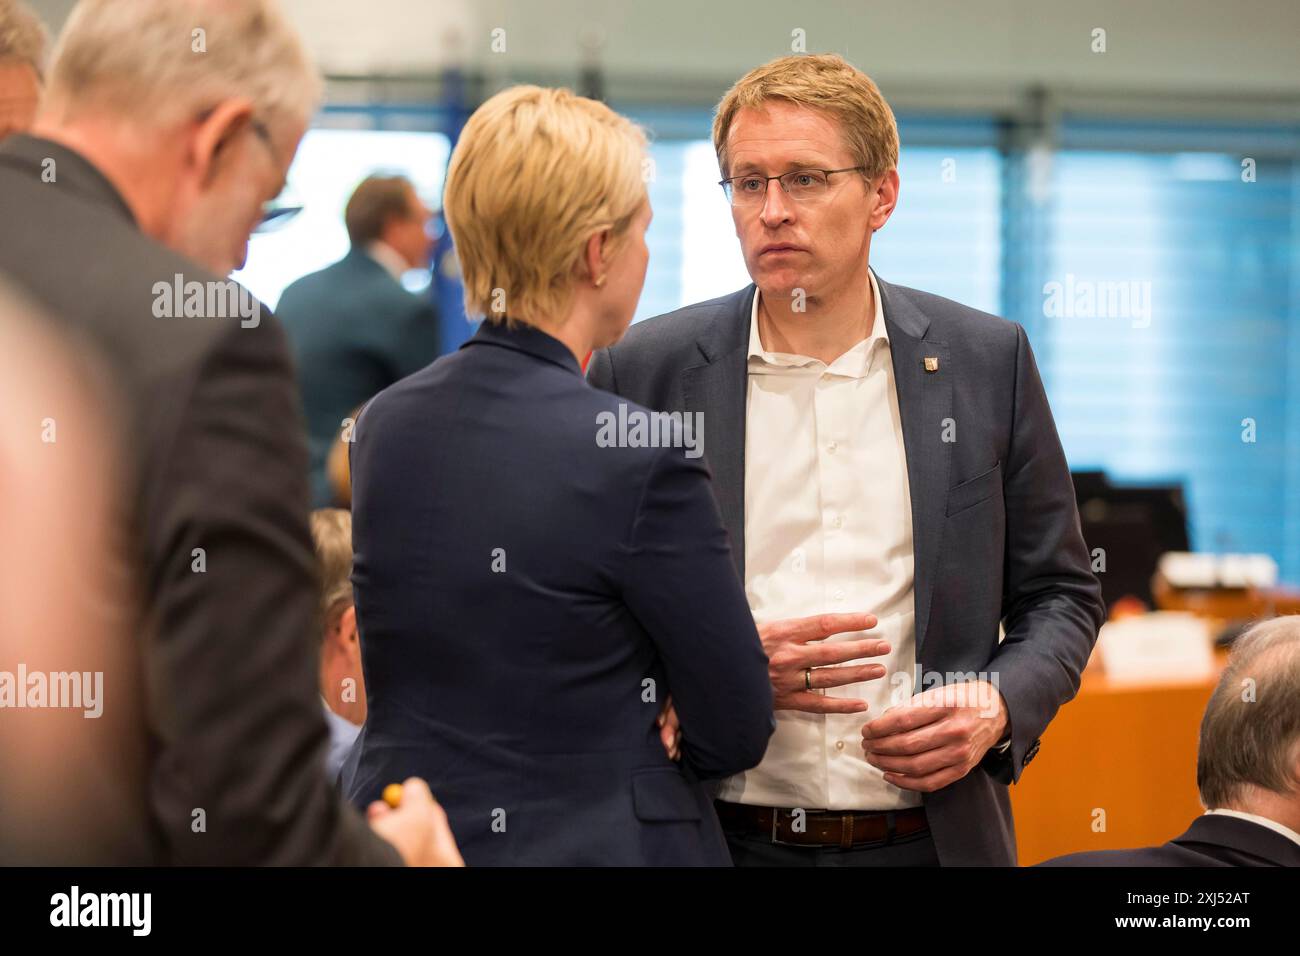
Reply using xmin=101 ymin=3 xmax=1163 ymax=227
xmin=760 ymin=612 xmax=890 ymax=714
xmin=657 ymin=694 xmax=681 ymax=761
xmin=367 ymin=777 xmax=465 ymax=867
xmin=861 ymin=681 xmax=1009 ymax=793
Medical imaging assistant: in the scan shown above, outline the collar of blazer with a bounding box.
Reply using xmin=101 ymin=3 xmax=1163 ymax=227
xmin=680 ymin=271 xmax=951 ymax=654
xmin=0 ymin=134 xmax=137 ymax=226
xmin=1176 ymin=813 xmax=1300 ymax=866
xmin=463 ymin=317 xmax=584 ymax=377
xmin=690 ymin=271 xmax=933 ymax=365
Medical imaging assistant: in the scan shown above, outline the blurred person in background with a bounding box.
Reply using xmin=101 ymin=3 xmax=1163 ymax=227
xmin=0 ymin=0 xmax=47 ymax=140
xmin=589 ymin=53 xmax=1104 ymax=866
xmin=0 ymin=0 xmax=454 ymax=866
xmin=344 ymin=85 xmax=775 ymax=866
xmin=1042 ymin=616 xmax=1300 ymax=867
xmin=0 ymin=281 xmax=149 ymax=865
xmin=311 ymin=508 xmax=367 ymax=782
xmin=279 ymin=174 xmax=442 ymax=507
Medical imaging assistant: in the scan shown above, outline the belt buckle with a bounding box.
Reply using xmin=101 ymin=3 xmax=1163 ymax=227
xmin=769 ymin=808 xmax=813 ymax=848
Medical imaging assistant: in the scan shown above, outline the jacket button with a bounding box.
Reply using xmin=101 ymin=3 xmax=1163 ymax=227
xmin=1023 ymin=739 xmax=1041 ymax=766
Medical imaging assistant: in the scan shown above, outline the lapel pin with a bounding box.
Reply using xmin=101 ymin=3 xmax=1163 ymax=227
xmin=924 ymin=356 xmax=940 ymax=373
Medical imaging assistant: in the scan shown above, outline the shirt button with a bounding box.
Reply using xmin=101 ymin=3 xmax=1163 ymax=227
xmin=833 ymin=515 xmax=844 ymax=529
xmin=827 ymin=441 xmax=838 ymax=454
xmin=835 ymin=740 xmax=845 ymax=751
xmin=833 ymin=589 xmax=845 ymax=601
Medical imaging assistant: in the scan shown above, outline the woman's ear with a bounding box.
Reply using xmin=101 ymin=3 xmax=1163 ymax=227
xmin=188 ymin=97 xmax=256 ymax=187
xmin=583 ymin=229 xmax=611 ymax=287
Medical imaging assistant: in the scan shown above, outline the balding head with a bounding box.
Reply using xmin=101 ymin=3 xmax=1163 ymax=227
xmin=1198 ymin=616 xmax=1300 ymax=828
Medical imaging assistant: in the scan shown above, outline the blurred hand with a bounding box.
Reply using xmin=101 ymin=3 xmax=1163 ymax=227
xmin=760 ymin=612 xmax=890 ymax=713
xmin=367 ymin=777 xmax=465 ymax=867
xmin=861 ymin=681 xmax=1009 ymax=793
xmin=657 ymin=694 xmax=681 ymax=761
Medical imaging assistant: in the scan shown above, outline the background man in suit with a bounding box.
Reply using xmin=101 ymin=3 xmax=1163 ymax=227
xmin=588 ymin=53 xmax=1105 ymax=866
xmin=0 ymin=0 xmax=453 ymax=865
xmin=278 ymin=174 xmax=442 ymax=507
xmin=0 ymin=0 xmax=46 ymax=140
xmin=1042 ymin=616 xmax=1300 ymax=867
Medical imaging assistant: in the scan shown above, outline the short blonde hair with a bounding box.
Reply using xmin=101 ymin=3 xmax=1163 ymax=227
xmin=713 ymin=54 xmax=899 ymax=182
xmin=44 ymin=0 xmax=320 ymax=129
xmin=309 ymin=508 xmax=353 ymax=632
xmin=443 ymin=85 xmax=647 ymax=328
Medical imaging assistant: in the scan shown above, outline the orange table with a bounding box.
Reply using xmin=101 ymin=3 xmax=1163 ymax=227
xmin=1008 ymin=661 xmax=1221 ymax=866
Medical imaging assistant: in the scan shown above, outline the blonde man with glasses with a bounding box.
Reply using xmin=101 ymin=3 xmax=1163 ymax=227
xmin=589 ymin=54 xmax=1104 ymax=866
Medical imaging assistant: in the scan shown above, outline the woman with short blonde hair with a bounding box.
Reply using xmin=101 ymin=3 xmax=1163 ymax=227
xmin=345 ymin=86 xmax=774 ymax=866
xmin=443 ymin=84 xmax=649 ymax=345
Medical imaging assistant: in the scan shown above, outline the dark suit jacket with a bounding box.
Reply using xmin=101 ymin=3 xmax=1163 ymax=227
xmin=587 ymin=277 xmax=1106 ymax=866
xmin=343 ymin=319 xmax=775 ymax=865
xmin=0 ymin=135 xmax=400 ymax=865
xmin=1038 ymin=814 xmax=1300 ymax=866
xmin=277 ymin=249 xmax=440 ymax=507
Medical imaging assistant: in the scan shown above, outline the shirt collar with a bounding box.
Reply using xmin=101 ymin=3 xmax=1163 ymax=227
xmin=1204 ymin=808 xmax=1300 ymax=849
xmin=747 ymin=267 xmax=889 ymax=379
xmin=365 ymin=240 xmax=409 ymax=281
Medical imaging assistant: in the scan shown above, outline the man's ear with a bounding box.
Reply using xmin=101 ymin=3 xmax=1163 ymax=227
xmin=188 ymin=97 xmax=256 ymax=187
xmin=339 ymin=604 xmax=358 ymax=644
xmin=869 ymin=168 xmax=900 ymax=232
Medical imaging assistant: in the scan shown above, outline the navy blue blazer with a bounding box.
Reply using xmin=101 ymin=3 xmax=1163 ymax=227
xmin=588 ymin=277 xmax=1106 ymax=866
xmin=343 ymin=320 xmax=775 ymax=865
xmin=277 ymin=249 xmax=441 ymax=506
xmin=1038 ymin=814 xmax=1300 ymax=866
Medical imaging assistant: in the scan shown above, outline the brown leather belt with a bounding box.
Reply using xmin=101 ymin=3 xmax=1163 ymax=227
xmin=715 ymin=801 xmax=929 ymax=849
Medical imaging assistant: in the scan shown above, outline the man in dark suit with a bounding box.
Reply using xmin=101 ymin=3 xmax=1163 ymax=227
xmin=588 ymin=54 xmax=1105 ymax=866
xmin=278 ymin=174 xmax=441 ymax=506
xmin=0 ymin=0 xmax=453 ymax=865
xmin=1041 ymin=616 xmax=1300 ymax=867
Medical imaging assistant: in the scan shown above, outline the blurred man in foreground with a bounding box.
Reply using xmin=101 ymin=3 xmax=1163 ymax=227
xmin=0 ymin=281 xmax=150 ymax=864
xmin=279 ymin=174 xmax=441 ymax=506
xmin=0 ymin=0 xmax=46 ymax=140
xmin=1042 ymin=616 xmax=1300 ymax=867
xmin=0 ymin=0 xmax=453 ymax=865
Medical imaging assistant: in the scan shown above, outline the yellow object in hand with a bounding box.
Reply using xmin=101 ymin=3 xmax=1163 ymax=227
xmin=382 ymin=783 xmax=404 ymax=808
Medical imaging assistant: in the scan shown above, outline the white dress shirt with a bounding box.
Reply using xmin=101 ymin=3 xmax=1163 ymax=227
xmin=715 ymin=269 xmax=923 ymax=812
xmin=1205 ymin=808 xmax=1300 ymax=848
xmin=366 ymin=240 xmax=408 ymax=281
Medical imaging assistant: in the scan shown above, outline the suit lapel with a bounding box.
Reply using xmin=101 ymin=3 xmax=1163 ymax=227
xmin=682 ymin=287 xmax=754 ymax=580
xmin=879 ymin=277 xmax=951 ymax=657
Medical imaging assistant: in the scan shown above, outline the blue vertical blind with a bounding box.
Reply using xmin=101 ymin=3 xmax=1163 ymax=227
xmin=1026 ymin=126 xmax=1299 ymax=582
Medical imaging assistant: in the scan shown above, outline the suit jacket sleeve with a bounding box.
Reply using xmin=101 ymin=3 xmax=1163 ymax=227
xmin=984 ymin=323 xmax=1105 ymax=784
xmin=617 ymin=441 xmax=775 ymax=780
xmin=145 ymin=317 xmax=401 ymax=865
